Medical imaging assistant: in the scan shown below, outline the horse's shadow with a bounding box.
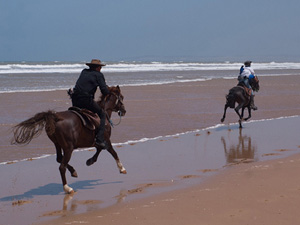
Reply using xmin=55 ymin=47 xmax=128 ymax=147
xmin=0 ymin=179 xmax=122 ymax=202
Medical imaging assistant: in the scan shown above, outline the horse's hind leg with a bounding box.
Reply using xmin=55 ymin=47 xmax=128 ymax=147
xmin=55 ymin=144 xmax=77 ymax=178
xmin=234 ymin=103 xmax=245 ymax=128
xmin=106 ymin=141 xmax=127 ymax=174
xmin=243 ymin=106 xmax=252 ymax=121
xmin=59 ymin=148 xmax=75 ymax=194
xmin=234 ymin=103 xmax=244 ymax=120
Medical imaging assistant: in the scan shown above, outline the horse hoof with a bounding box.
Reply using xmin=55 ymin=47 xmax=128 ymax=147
xmin=221 ymin=119 xmax=224 ymax=122
xmin=72 ymin=171 xmax=78 ymax=178
xmin=86 ymin=159 xmax=94 ymax=166
xmin=64 ymin=184 xmax=74 ymax=194
xmin=238 ymin=120 xmax=243 ymax=128
xmin=120 ymin=169 xmax=127 ymax=174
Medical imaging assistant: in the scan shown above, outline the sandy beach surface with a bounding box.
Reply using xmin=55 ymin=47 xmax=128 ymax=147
xmin=0 ymin=75 xmax=300 ymax=225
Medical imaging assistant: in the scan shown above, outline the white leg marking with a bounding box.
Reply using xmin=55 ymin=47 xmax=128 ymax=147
xmin=63 ymin=184 xmax=74 ymax=194
xmin=116 ymin=160 xmax=126 ymax=174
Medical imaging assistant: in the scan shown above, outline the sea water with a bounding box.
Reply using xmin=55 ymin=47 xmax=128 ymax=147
xmin=1 ymin=61 xmax=300 ymax=93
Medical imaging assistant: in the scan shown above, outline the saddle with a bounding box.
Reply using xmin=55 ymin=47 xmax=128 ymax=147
xmin=68 ymin=107 xmax=100 ymax=131
xmin=237 ymin=82 xmax=252 ymax=97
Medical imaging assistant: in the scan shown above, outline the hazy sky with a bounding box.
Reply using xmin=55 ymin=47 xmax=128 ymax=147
xmin=1 ymin=0 xmax=299 ymax=62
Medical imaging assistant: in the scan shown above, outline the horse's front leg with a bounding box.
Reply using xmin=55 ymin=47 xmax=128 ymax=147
xmin=235 ymin=103 xmax=245 ymax=128
xmin=240 ymin=106 xmax=246 ymax=119
xmin=234 ymin=103 xmax=244 ymax=120
xmin=106 ymin=141 xmax=127 ymax=174
xmin=221 ymin=104 xmax=229 ymax=122
xmin=86 ymin=148 xmax=102 ymax=166
xmin=243 ymin=106 xmax=252 ymax=121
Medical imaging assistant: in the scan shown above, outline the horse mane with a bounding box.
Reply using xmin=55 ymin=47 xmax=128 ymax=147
xmin=249 ymin=76 xmax=260 ymax=92
xmin=97 ymin=86 xmax=121 ymax=106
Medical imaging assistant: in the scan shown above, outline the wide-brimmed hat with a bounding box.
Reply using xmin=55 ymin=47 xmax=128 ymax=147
xmin=86 ymin=59 xmax=106 ymax=67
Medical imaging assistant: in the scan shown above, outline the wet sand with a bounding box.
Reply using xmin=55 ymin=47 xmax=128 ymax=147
xmin=0 ymin=75 xmax=300 ymax=224
xmin=1 ymin=75 xmax=300 ymax=163
xmin=49 ymin=151 xmax=300 ymax=225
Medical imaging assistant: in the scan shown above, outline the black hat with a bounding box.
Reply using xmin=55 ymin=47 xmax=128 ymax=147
xmin=244 ymin=61 xmax=252 ymax=67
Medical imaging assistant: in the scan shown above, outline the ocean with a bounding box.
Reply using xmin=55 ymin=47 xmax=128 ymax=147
xmin=1 ymin=61 xmax=300 ymax=93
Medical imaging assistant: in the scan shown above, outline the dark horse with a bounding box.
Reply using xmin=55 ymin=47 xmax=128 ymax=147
xmin=220 ymin=76 xmax=259 ymax=128
xmin=11 ymin=86 xmax=127 ymax=194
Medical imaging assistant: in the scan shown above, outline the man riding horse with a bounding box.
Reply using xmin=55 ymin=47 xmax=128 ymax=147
xmin=238 ymin=61 xmax=258 ymax=110
xmin=71 ymin=59 xmax=110 ymax=149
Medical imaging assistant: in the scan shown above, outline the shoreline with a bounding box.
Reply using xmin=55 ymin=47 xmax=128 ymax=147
xmin=1 ymin=115 xmax=298 ymax=166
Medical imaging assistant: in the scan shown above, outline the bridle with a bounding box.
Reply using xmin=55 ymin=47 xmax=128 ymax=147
xmin=103 ymin=92 xmax=125 ymax=127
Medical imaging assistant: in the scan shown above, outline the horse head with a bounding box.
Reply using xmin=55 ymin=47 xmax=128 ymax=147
xmin=100 ymin=85 xmax=126 ymax=117
xmin=250 ymin=76 xmax=260 ymax=92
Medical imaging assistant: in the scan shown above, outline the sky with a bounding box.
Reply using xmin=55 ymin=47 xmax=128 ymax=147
xmin=0 ymin=0 xmax=300 ymax=62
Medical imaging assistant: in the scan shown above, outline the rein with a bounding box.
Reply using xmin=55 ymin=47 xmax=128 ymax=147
xmin=106 ymin=112 xmax=122 ymax=127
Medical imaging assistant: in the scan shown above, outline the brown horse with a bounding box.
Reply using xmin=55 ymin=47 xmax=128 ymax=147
xmin=11 ymin=86 xmax=127 ymax=194
xmin=221 ymin=76 xmax=259 ymax=128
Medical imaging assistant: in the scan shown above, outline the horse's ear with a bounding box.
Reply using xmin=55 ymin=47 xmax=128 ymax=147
xmin=117 ymin=85 xmax=120 ymax=90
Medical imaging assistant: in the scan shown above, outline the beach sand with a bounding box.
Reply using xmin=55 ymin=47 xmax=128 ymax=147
xmin=1 ymin=75 xmax=300 ymax=224
xmin=42 ymin=153 xmax=300 ymax=225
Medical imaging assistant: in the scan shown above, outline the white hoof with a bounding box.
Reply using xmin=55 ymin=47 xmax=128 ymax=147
xmin=120 ymin=168 xmax=127 ymax=174
xmin=63 ymin=184 xmax=74 ymax=194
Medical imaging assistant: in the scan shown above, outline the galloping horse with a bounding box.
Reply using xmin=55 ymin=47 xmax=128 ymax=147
xmin=11 ymin=86 xmax=127 ymax=194
xmin=220 ymin=76 xmax=259 ymax=128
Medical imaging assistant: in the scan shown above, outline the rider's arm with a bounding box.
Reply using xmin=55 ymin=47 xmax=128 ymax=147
xmin=96 ymin=72 xmax=110 ymax=96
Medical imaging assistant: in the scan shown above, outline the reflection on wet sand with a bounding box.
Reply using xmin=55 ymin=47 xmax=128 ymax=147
xmin=59 ymin=188 xmax=128 ymax=218
xmin=221 ymin=128 xmax=257 ymax=164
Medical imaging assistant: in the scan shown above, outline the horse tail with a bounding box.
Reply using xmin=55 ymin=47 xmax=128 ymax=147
xmin=11 ymin=110 xmax=58 ymax=145
xmin=226 ymin=89 xmax=236 ymax=108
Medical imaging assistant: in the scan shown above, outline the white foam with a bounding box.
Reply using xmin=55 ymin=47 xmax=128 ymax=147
xmin=1 ymin=61 xmax=300 ymax=74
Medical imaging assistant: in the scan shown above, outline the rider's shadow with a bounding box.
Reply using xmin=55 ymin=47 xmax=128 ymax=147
xmin=0 ymin=179 xmax=122 ymax=202
xmin=221 ymin=129 xmax=257 ymax=164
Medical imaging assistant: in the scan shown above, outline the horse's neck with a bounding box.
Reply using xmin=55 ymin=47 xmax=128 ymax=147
xmin=103 ymin=100 xmax=115 ymax=118
xmin=105 ymin=108 xmax=113 ymax=118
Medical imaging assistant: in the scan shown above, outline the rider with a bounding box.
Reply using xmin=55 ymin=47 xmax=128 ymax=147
xmin=238 ymin=60 xmax=258 ymax=110
xmin=71 ymin=59 xmax=110 ymax=148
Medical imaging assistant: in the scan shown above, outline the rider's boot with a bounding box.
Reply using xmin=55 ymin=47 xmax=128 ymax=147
xmin=250 ymin=95 xmax=258 ymax=110
xmin=95 ymin=123 xmax=106 ymax=149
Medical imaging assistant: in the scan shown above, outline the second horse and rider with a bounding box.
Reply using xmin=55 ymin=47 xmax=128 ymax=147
xmin=221 ymin=60 xmax=260 ymax=128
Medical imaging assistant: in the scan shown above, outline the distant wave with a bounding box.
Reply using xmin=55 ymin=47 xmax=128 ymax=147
xmin=1 ymin=115 xmax=298 ymax=166
xmin=1 ymin=61 xmax=300 ymax=74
